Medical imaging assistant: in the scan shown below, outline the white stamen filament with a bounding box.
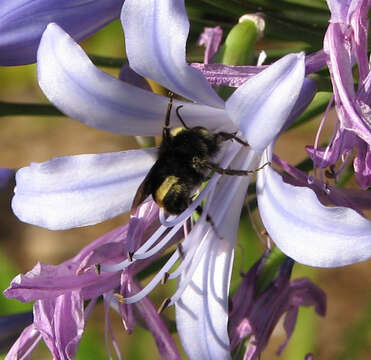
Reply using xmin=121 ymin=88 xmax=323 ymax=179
xmin=168 ymin=223 xmax=209 ymax=280
xmin=101 ymin=223 xmax=170 ymax=272
xmin=123 ymin=250 xmax=180 ymax=304
xmin=103 ymin=141 xmax=248 ymax=307
xmin=168 ymin=231 xmax=212 ymax=306
xmin=132 ymin=220 xmax=184 ymax=260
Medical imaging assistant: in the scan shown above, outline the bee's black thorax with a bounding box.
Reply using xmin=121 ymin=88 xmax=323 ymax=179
xmin=131 ymin=105 xmax=249 ymax=216
xmin=147 ymin=126 xmax=222 ymax=214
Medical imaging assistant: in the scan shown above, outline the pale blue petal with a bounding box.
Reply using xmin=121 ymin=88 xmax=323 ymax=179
xmin=38 ymin=24 xmax=227 ymax=135
xmin=226 ymin=53 xmax=305 ymax=152
xmin=0 ymin=0 xmax=123 ymax=65
xmin=121 ymin=0 xmax=224 ymax=108
xmin=257 ymin=162 xmax=371 ymax=267
xmin=176 ymin=149 xmax=258 ymax=360
xmin=176 ymin=233 xmax=232 ymax=360
xmin=12 ymin=149 xmax=157 ymax=230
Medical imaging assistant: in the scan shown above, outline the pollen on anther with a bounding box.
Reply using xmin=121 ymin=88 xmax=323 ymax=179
xmin=114 ymin=293 xmax=126 ymax=304
xmin=161 ymin=272 xmax=170 ymax=284
xmin=157 ymin=297 xmax=171 ymax=314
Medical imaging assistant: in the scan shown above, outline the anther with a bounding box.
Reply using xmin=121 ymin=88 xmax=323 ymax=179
xmin=177 ymin=243 xmax=185 ymax=259
xmin=206 ymin=214 xmax=224 ymax=240
xmin=114 ymin=293 xmax=126 ymax=304
xmin=95 ymin=264 xmax=101 ymax=275
xmin=161 ymin=272 xmax=170 ymax=285
xmin=157 ymin=297 xmax=171 ymax=314
xmin=127 ymin=251 xmax=134 ymax=262
xmin=323 ymin=183 xmax=331 ymax=195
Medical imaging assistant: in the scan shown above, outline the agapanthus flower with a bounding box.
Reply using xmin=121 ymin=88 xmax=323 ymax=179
xmin=0 ymin=0 xmax=124 ymax=65
xmin=229 ymin=254 xmax=326 ymax=360
xmin=9 ymin=0 xmax=371 ymax=358
xmin=5 ymin=201 xmax=181 ymax=359
xmin=306 ymin=0 xmax=371 ymax=189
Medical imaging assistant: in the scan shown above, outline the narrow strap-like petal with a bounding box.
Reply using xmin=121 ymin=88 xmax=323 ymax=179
xmin=0 ymin=0 xmax=123 ymax=65
xmin=12 ymin=149 xmax=156 ymax=230
xmin=5 ymin=324 xmax=41 ymax=360
xmin=226 ymin=53 xmax=305 ymax=152
xmin=38 ymin=23 xmax=227 ymax=135
xmin=33 ymin=291 xmax=84 ymax=359
xmin=257 ymin=163 xmax=371 ymax=267
xmin=326 ymin=0 xmax=353 ymax=23
xmin=121 ymin=0 xmax=224 ymax=108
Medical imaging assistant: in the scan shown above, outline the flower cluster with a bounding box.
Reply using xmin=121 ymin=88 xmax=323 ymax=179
xmin=307 ymin=0 xmax=371 ymax=189
xmin=0 ymin=0 xmax=370 ymax=359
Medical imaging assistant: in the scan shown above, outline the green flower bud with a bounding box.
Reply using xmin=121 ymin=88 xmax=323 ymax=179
xmin=217 ymin=13 xmax=265 ymax=66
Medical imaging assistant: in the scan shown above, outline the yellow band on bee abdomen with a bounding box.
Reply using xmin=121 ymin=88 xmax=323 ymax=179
xmin=155 ymin=176 xmax=180 ymax=207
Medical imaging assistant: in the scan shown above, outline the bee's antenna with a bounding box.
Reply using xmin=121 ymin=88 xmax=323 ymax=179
xmin=165 ymin=92 xmax=174 ymax=129
xmin=175 ymin=105 xmax=189 ymax=129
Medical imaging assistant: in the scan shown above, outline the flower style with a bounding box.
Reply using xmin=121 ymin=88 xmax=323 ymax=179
xmin=0 ymin=0 xmax=124 ymax=65
xmin=229 ymin=254 xmax=326 ymax=360
xmin=307 ymin=0 xmax=371 ymax=189
xmin=9 ymin=0 xmax=371 ymax=358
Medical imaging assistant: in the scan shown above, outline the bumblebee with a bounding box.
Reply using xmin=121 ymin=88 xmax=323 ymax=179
xmin=132 ymin=95 xmax=264 ymax=215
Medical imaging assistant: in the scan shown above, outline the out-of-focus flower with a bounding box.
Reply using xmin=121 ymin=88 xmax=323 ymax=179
xmin=5 ymin=201 xmax=181 ymax=359
xmin=229 ymin=254 xmax=326 ymax=360
xmin=307 ymin=0 xmax=371 ymax=189
xmin=198 ymin=26 xmax=223 ymax=65
xmin=0 ymin=168 xmax=14 ymax=189
xmin=9 ymin=0 xmax=371 ymax=358
xmin=0 ymin=311 xmax=33 ymax=354
xmin=0 ymin=0 xmax=124 ymax=65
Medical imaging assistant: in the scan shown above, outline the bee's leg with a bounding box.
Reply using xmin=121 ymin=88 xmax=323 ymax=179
xmin=175 ymin=105 xmax=189 ymax=129
xmin=195 ymin=205 xmax=224 ymax=239
xmin=164 ymin=92 xmax=174 ymax=133
xmin=205 ymin=161 xmax=271 ymax=176
xmin=216 ymin=131 xmax=249 ymax=147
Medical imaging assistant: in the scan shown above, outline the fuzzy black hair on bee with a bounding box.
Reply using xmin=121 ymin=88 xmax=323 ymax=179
xmin=131 ymin=94 xmax=267 ymax=215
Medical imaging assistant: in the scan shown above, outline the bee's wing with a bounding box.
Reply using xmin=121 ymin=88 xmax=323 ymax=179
xmin=131 ymin=164 xmax=157 ymax=212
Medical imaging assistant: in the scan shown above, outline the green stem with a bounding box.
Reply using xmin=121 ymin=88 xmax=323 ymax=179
xmin=285 ymin=264 xmax=319 ymax=359
xmin=0 ymin=101 xmax=64 ymax=117
xmin=336 ymin=165 xmax=354 ymax=187
xmin=334 ymin=294 xmax=371 ymax=360
xmin=256 ymin=247 xmax=288 ymax=294
xmin=88 ymin=54 xmax=126 ymax=68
